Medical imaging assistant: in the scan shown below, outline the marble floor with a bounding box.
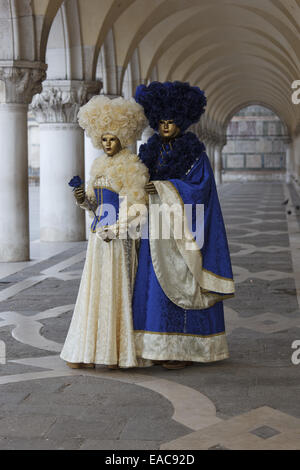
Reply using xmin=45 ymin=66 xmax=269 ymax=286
xmin=0 ymin=182 xmax=299 ymax=450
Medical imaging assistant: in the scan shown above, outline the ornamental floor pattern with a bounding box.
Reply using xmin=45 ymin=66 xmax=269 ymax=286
xmin=0 ymin=182 xmax=299 ymax=450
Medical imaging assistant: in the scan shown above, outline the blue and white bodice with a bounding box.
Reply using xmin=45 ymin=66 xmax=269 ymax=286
xmin=84 ymin=176 xmax=120 ymax=233
xmin=81 ymin=150 xmax=150 ymax=234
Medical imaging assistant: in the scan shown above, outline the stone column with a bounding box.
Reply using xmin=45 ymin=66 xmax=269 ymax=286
xmin=211 ymin=142 xmax=216 ymax=173
xmin=200 ymin=129 xmax=210 ymax=166
xmin=285 ymin=141 xmax=292 ymax=184
xmin=214 ymin=144 xmax=223 ymax=186
xmin=0 ymin=62 xmax=46 ymax=261
xmin=31 ymin=80 xmax=101 ymax=242
xmin=137 ymin=126 xmax=154 ymax=153
xmin=206 ymin=141 xmax=213 ymax=168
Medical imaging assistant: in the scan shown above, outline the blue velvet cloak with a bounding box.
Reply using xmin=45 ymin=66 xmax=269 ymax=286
xmin=133 ymin=132 xmax=234 ymax=355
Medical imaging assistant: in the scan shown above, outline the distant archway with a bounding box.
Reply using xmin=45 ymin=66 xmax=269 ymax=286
xmin=222 ymin=104 xmax=290 ymax=182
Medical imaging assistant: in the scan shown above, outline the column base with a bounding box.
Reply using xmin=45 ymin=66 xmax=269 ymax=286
xmin=0 ymin=244 xmax=29 ymax=263
xmin=40 ymin=227 xmax=85 ymax=243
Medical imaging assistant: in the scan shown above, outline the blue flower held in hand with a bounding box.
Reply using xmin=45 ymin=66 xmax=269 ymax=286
xmin=68 ymin=175 xmax=98 ymax=221
xmin=68 ymin=176 xmax=83 ymax=190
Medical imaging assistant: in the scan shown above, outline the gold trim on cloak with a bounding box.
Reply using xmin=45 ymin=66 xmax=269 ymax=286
xmin=134 ymin=330 xmax=230 ymax=362
xmin=153 ymin=180 xmax=235 ymax=295
xmin=134 ymin=329 xmax=226 ymax=338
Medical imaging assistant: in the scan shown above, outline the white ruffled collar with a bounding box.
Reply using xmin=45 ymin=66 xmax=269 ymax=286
xmin=86 ymin=148 xmax=149 ymax=206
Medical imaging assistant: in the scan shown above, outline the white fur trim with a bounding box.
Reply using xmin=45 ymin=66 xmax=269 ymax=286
xmin=86 ymin=149 xmax=149 ymax=231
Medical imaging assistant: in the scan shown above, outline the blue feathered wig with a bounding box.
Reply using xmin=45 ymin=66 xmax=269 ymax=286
xmin=134 ymin=81 xmax=207 ymax=132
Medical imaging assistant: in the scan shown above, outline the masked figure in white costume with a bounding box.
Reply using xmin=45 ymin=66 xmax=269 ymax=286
xmin=60 ymin=96 xmax=149 ymax=369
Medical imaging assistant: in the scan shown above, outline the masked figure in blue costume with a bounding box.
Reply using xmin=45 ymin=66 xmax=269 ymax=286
xmin=133 ymin=81 xmax=235 ymax=369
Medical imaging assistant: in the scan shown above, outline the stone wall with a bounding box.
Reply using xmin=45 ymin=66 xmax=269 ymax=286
xmin=223 ymin=105 xmax=288 ymax=181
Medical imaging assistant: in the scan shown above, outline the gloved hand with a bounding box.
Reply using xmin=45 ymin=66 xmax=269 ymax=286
xmin=74 ymin=187 xmax=85 ymax=204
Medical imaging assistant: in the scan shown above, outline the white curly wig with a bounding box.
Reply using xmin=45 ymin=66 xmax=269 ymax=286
xmin=77 ymin=95 xmax=148 ymax=149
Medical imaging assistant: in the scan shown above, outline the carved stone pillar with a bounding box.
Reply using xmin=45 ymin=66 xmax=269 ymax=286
xmin=31 ymin=80 xmax=101 ymax=242
xmin=206 ymin=141 xmax=213 ymax=168
xmin=285 ymin=140 xmax=293 ymax=184
xmin=214 ymin=144 xmax=223 ymax=186
xmin=212 ymin=134 xmax=221 ymax=174
xmin=0 ymin=61 xmax=47 ymax=261
xmin=137 ymin=125 xmax=154 ymax=153
xmin=142 ymin=126 xmax=155 ymax=143
xmin=211 ymin=141 xmax=216 ymax=173
xmin=200 ymin=130 xmax=211 ymax=164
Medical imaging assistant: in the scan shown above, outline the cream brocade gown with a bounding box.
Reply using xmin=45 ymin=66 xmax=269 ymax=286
xmin=60 ymin=149 xmax=150 ymax=368
xmin=60 ymin=233 xmax=139 ymax=367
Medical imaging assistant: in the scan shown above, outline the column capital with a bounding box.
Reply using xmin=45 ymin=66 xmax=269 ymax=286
xmin=199 ymin=129 xmax=210 ymax=142
xmin=210 ymin=134 xmax=219 ymax=146
xmin=205 ymin=132 xmax=216 ymax=146
xmin=0 ymin=61 xmax=47 ymax=105
xmin=217 ymin=136 xmax=227 ymax=148
xmin=30 ymin=79 xmax=102 ymax=124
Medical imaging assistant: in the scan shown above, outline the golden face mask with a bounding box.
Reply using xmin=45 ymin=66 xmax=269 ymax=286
xmin=158 ymin=120 xmax=180 ymax=140
xmin=101 ymin=134 xmax=122 ymax=156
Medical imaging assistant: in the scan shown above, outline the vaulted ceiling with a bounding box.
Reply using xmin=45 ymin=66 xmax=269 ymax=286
xmin=2 ymin=0 xmax=300 ymax=134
